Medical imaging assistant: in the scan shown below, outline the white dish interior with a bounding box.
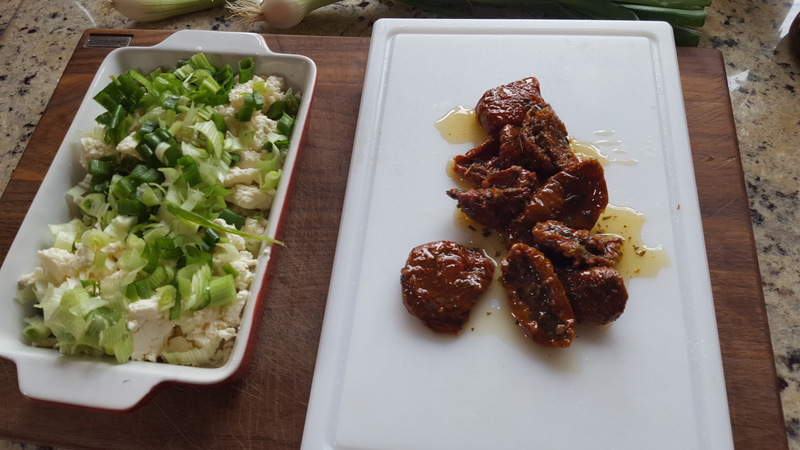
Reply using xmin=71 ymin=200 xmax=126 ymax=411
xmin=302 ymin=19 xmax=734 ymax=450
xmin=0 ymin=30 xmax=317 ymax=411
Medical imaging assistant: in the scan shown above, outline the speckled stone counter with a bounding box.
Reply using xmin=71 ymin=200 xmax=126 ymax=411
xmin=0 ymin=0 xmax=798 ymax=448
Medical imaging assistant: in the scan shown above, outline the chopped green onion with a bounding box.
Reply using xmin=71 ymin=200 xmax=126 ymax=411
xmin=134 ymin=279 xmax=154 ymax=299
xmin=128 ymin=164 xmax=151 ymax=183
xmin=111 ymin=176 xmax=135 ymax=199
xmin=51 ymin=229 xmax=77 ymax=251
xmin=177 ymin=263 xmax=212 ymax=311
xmin=80 ymin=193 xmax=110 ymax=218
xmin=228 ymin=152 xmax=241 ymax=167
xmin=156 ymin=236 xmax=183 ymax=260
xmin=167 ymin=203 xmax=282 ymax=245
xmin=201 ymin=184 xmax=230 ymax=212
xmin=277 ymin=112 xmax=295 ymax=136
xmin=190 ymin=53 xmax=215 ymax=72
xmin=127 ymin=69 xmax=151 ymax=89
xmin=201 ymin=228 xmax=221 ymax=252
xmin=235 ymin=92 xmax=261 ymax=122
xmin=82 ymin=228 xmax=112 ymax=250
xmin=137 ymin=183 xmax=164 ymax=207
xmin=177 ymin=155 xmax=203 ymax=186
xmin=136 ymin=141 xmax=158 ymax=164
xmin=125 ymin=283 xmax=139 ymax=301
xmin=238 ymin=57 xmax=255 ymax=84
xmin=161 ymin=342 xmax=218 ymax=366
xmin=194 ymin=120 xmax=225 ymax=156
xmin=235 ymin=93 xmax=263 ymax=123
xmin=219 ymin=208 xmax=246 ymax=229
xmin=157 ymin=284 xmax=177 ymax=311
xmin=81 ymin=279 xmax=100 ymax=296
xmin=140 ymin=241 xmax=160 ymax=274
xmin=211 ymin=112 xmax=228 ymax=133
xmin=22 ymin=316 xmax=52 ymax=345
xmin=185 ymin=245 xmax=213 ymax=267
xmin=208 ymin=274 xmax=237 ymax=307
xmin=260 ymin=169 xmax=282 ymax=191
xmin=137 ymin=119 xmax=158 ymax=137
xmin=88 ymin=159 xmax=113 ymax=176
xmin=145 ymin=265 xmax=173 ymax=289
xmin=117 ymin=198 xmax=147 ymax=217
xmin=89 ymin=178 xmax=110 ymax=194
xmin=284 ymin=93 xmax=300 ymax=115
xmin=267 ymin=95 xmax=299 ymax=120
xmin=162 ymin=94 xmax=182 ymax=110
xmin=16 ymin=285 xmax=38 ymax=305
xmin=169 ymin=292 xmax=182 ymax=320
xmin=222 ymin=263 xmax=240 ymax=278
xmin=100 ymin=318 xmax=133 ymax=364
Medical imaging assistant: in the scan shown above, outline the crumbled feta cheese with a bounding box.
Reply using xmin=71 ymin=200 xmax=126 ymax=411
xmin=116 ymin=134 xmax=140 ymax=160
xmin=236 ymin=150 xmax=262 ymax=169
xmin=214 ymin=325 xmax=237 ymax=341
xmin=127 ymin=297 xmax=174 ymax=362
xmin=261 ymin=75 xmax=285 ymax=107
xmin=228 ymin=251 xmax=257 ymax=290
xmin=229 ymin=81 xmax=254 ymax=111
xmin=225 ymin=290 xmax=250 ymax=324
xmin=100 ymin=240 xmax=126 ymax=260
xmin=37 ymin=247 xmax=79 ymax=284
xmin=227 ymin=75 xmax=285 ymax=113
xmin=211 ymin=219 xmax=258 ymax=290
xmin=218 ymin=220 xmax=248 ymax=251
xmin=242 ymin=217 xmax=268 ymax=238
xmin=171 ymin=306 xmax=237 ymax=357
xmin=158 ymin=273 xmax=251 ymax=365
xmin=227 ymin=184 xmax=274 ymax=210
xmin=228 ymin=233 xmax=248 ymax=252
xmin=73 ymin=242 xmax=95 ymax=269
xmin=223 ymin=167 xmax=260 ymax=187
xmin=242 ymin=217 xmax=269 ymax=255
xmin=18 ymin=267 xmax=44 ymax=288
xmin=214 ymin=104 xmax=236 ymax=120
xmin=79 ymin=137 xmax=114 ymax=168
xmin=164 ymin=335 xmax=193 ymax=353
xmin=250 ymin=113 xmax=278 ymax=150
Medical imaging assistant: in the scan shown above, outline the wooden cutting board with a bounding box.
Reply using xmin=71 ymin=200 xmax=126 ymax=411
xmin=0 ymin=29 xmax=787 ymax=449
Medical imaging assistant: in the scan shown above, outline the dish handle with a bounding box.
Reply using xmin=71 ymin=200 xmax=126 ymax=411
xmin=153 ymin=29 xmax=273 ymax=56
xmin=13 ymin=352 xmax=166 ymax=411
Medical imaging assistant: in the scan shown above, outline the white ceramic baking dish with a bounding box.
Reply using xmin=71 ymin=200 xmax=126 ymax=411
xmin=0 ymin=30 xmax=316 ymax=411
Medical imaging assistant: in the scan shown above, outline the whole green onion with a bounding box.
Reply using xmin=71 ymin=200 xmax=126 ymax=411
xmin=105 ymin=0 xmax=224 ymax=22
xmin=227 ymin=0 xmax=710 ymax=46
xmin=405 ymin=0 xmax=712 ymax=46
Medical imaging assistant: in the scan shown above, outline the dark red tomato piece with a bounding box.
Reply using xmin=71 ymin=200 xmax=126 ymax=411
xmin=500 ymin=243 xmax=575 ymax=347
xmin=401 ymin=241 xmax=495 ymax=334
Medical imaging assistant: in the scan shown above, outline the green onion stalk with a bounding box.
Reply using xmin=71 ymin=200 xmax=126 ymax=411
xmin=227 ymin=0 xmax=710 ymax=46
xmin=105 ymin=0 xmax=225 ymax=22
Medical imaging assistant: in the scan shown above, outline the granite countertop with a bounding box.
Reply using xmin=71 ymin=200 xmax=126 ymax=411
xmin=0 ymin=0 xmax=798 ymax=448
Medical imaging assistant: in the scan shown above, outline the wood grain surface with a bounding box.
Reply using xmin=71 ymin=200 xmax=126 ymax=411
xmin=0 ymin=30 xmax=787 ymax=449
